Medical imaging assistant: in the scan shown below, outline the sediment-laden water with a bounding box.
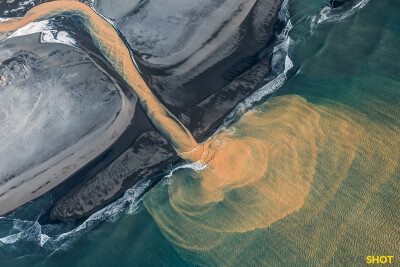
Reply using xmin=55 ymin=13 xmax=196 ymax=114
xmin=1 ymin=0 xmax=399 ymax=266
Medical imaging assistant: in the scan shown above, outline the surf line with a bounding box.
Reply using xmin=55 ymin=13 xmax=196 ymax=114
xmin=0 ymin=0 xmax=208 ymax=162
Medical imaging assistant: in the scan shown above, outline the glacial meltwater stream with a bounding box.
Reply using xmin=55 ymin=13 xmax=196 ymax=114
xmin=1 ymin=0 xmax=400 ymax=266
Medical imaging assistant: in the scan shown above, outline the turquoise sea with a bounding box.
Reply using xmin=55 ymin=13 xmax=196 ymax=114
xmin=1 ymin=0 xmax=400 ymax=266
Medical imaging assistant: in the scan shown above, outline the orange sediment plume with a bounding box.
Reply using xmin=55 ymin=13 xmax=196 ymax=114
xmin=2 ymin=2 xmax=400 ymax=265
xmin=145 ymin=96 xmax=321 ymax=246
xmin=144 ymin=94 xmax=400 ymax=265
xmin=0 ymin=0 xmax=200 ymax=159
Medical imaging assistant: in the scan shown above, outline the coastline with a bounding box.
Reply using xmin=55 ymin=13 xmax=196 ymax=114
xmin=0 ymin=0 xmax=284 ymax=220
xmin=49 ymin=0 xmax=284 ymax=220
xmin=0 ymin=31 xmax=137 ymax=217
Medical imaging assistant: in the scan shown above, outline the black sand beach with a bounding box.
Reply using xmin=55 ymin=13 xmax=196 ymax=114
xmin=50 ymin=0 xmax=284 ymax=220
xmin=0 ymin=0 xmax=284 ymax=220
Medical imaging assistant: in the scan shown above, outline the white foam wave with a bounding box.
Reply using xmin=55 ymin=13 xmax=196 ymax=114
xmin=56 ymin=179 xmax=151 ymax=244
xmin=221 ymin=0 xmax=293 ymax=127
xmin=161 ymin=0 xmax=294 ymax=188
xmin=310 ymin=0 xmax=371 ymax=32
xmin=0 ymin=231 xmax=20 ymax=244
xmin=163 ymin=161 xmax=207 ymax=186
xmin=0 ymin=0 xmax=294 ymax=255
xmin=0 ymin=17 xmax=12 ymax=22
xmin=0 ymin=178 xmax=151 ymax=251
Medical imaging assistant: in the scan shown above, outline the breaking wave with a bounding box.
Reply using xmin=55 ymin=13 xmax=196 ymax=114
xmin=0 ymin=178 xmax=151 ymax=253
xmin=222 ymin=0 xmax=293 ymax=127
xmin=310 ymin=0 xmax=371 ymax=32
xmin=0 ymin=0 xmax=294 ymax=255
xmin=0 ymin=0 xmax=372 ymax=258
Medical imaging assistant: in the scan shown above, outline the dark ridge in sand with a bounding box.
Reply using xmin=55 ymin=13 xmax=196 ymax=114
xmin=50 ymin=53 xmax=272 ymax=220
xmin=179 ymin=56 xmax=272 ymax=141
xmin=49 ymin=0 xmax=283 ymax=220
xmin=133 ymin=0 xmax=283 ymax=114
xmin=0 ymin=30 xmax=137 ymax=217
xmin=0 ymin=0 xmax=283 ymax=219
xmin=50 ymin=131 xmax=177 ymax=220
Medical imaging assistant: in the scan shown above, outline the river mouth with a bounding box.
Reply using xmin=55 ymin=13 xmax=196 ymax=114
xmin=0 ymin=0 xmax=286 ymax=229
xmin=3 ymin=0 xmax=398 ymax=266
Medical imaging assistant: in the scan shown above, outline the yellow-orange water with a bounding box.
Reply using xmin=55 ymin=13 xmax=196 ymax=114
xmin=2 ymin=2 xmax=400 ymax=266
xmin=144 ymin=94 xmax=400 ymax=265
xmin=0 ymin=0 xmax=199 ymax=158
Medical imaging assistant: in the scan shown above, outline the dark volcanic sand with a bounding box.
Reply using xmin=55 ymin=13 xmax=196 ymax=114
xmin=50 ymin=54 xmax=272 ymax=220
xmin=0 ymin=27 xmax=138 ymax=216
xmin=50 ymin=0 xmax=283 ymax=220
xmin=0 ymin=0 xmax=284 ymax=219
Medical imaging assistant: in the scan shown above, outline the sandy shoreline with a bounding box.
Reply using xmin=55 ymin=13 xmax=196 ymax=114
xmin=0 ymin=31 xmax=137 ymax=217
xmin=49 ymin=0 xmax=283 ymax=219
xmin=0 ymin=0 xmax=284 ymax=219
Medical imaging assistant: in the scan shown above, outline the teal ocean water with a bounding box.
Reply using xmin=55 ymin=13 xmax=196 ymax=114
xmin=1 ymin=0 xmax=400 ymax=266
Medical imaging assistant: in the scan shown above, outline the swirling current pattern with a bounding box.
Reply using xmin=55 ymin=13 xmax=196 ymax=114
xmin=145 ymin=93 xmax=400 ymax=265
